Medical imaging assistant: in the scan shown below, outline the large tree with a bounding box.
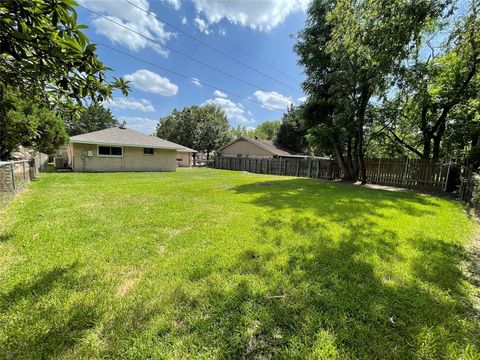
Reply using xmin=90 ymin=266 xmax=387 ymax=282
xmin=0 ymin=88 xmax=68 ymax=159
xmin=0 ymin=0 xmax=129 ymax=120
xmin=295 ymin=0 xmax=450 ymax=182
xmin=156 ymin=105 xmax=230 ymax=159
xmin=275 ymin=105 xmax=308 ymax=153
xmin=386 ymin=3 xmax=480 ymax=160
xmin=65 ymin=103 xmax=119 ymax=136
xmin=229 ymin=121 xmax=281 ymax=140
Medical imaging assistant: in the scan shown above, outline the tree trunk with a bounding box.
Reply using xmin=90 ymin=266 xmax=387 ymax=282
xmin=356 ymin=85 xmax=371 ymax=184
xmin=422 ymin=135 xmax=431 ymax=159
xmin=332 ymin=139 xmax=353 ymax=180
xmin=206 ymin=150 xmax=210 ymax=161
xmin=432 ymin=121 xmax=446 ymax=160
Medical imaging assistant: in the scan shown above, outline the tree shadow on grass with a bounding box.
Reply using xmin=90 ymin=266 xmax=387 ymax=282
xmin=151 ymin=179 xmax=478 ymax=358
xmin=0 ymin=263 xmax=102 ymax=359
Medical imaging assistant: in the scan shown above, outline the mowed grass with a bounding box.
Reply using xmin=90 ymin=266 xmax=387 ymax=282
xmin=0 ymin=168 xmax=478 ymax=359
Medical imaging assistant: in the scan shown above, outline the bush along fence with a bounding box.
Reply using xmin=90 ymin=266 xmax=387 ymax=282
xmin=0 ymin=154 xmax=48 ymax=208
xmin=213 ymin=155 xmax=477 ymax=199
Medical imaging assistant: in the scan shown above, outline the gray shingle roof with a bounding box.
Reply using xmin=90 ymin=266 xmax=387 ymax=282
xmin=70 ymin=127 xmax=191 ymax=150
xmin=220 ymin=136 xmax=303 ymax=157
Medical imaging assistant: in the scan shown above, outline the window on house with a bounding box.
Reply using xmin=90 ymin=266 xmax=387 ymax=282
xmin=98 ymin=146 xmax=123 ymax=156
xmin=144 ymin=148 xmax=154 ymax=155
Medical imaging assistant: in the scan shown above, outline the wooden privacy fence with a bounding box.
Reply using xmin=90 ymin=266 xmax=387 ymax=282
xmin=213 ymin=156 xmax=459 ymax=193
xmin=459 ymin=163 xmax=476 ymax=203
xmin=213 ymin=156 xmax=337 ymax=179
xmin=364 ymin=158 xmax=451 ymax=192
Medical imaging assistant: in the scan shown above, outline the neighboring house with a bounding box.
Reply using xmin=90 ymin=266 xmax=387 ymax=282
xmin=218 ymin=136 xmax=305 ymax=158
xmin=68 ymin=127 xmax=194 ymax=172
xmin=177 ymin=146 xmax=197 ymax=167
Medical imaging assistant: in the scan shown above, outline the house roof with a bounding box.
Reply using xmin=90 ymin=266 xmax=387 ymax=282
xmin=70 ymin=127 xmax=191 ymax=151
xmin=219 ymin=136 xmax=303 ymax=157
xmin=178 ymin=146 xmax=198 ymax=153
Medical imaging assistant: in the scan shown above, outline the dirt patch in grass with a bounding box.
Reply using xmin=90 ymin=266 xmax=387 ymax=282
xmin=116 ymin=275 xmax=139 ymax=297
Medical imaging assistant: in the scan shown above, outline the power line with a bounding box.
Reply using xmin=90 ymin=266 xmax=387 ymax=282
xmin=123 ymin=0 xmax=301 ymax=94
xmin=94 ymin=40 xmax=283 ymax=113
xmin=77 ymin=4 xmax=296 ymax=103
xmin=152 ymin=0 xmax=303 ymax=84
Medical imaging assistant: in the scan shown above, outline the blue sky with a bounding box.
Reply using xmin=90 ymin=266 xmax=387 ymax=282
xmin=76 ymin=0 xmax=308 ymax=134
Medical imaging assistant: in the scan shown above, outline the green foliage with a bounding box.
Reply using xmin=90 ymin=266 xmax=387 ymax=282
xmin=295 ymin=0 xmax=452 ymax=179
xmin=65 ymin=103 xmax=119 ymax=136
xmin=0 ymin=0 xmax=129 ymax=116
xmin=229 ymin=121 xmax=281 ymax=141
xmin=255 ymin=120 xmax=281 ymax=140
xmin=0 ymin=169 xmax=478 ymax=357
xmin=0 ymin=88 xmax=68 ymax=159
xmin=156 ymin=105 xmax=230 ymax=157
xmin=275 ymin=105 xmax=308 ymax=153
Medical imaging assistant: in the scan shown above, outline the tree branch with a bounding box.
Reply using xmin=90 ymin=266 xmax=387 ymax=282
xmin=386 ymin=129 xmax=423 ymax=158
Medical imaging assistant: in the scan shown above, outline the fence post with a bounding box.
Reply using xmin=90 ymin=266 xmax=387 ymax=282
xmin=402 ymin=158 xmax=409 ymax=187
xmin=10 ymin=163 xmax=16 ymax=192
xmin=376 ymin=158 xmax=381 ymax=183
xmin=296 ymin=160 xmax=300 ymax=177
xmin=444 ymin=160 xmax=451 ymax=192
xmin=308 ymin=159 xmax=312 ymax=178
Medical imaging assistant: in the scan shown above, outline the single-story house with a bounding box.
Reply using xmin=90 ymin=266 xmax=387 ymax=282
xmin=218 ymin=136 xmax=305 ymax=158
xmin=68 ymin=127 xmax=195 ymax=172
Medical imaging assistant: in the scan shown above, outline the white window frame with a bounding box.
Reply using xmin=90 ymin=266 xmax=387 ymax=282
xmin=97 ymin=145 xmax=123 ymax=158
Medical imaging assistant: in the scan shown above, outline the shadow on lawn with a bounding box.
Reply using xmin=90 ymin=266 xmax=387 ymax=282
xmin=0 ymin=263 xmax=101 ymax=359
xmin=158 ymin=179 xmax=478 ymax=358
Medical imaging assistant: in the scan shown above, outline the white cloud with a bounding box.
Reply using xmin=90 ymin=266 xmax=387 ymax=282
xmin=78 ymin=0 xmax=175 ymax=56
xmin=218 ymin=27 xmax=226 ymax=36
xmin=125 ymin=69 xmax=178 ymax=96
xmin=162 ymin=0 xmax=181 ymax=10
xmin=194 ymin=16 xmax=210 ymax=34
xmin=192 ymin=0 xmax=309 ymax=31
xmin=203 ymin=97 xmax=250 ymax=124
xmin=254 ymin=90 xmax=293 ymax=110
xmin=191 ymin=77 xmax=202 ymax=87
xmin=297 ymin=96 xmax=307 ymax=103
xmin=105 ymin=97 xmax=155 ymax=112
xmin=181 ymin=16 xmax=188 ymax=25
xmin=118 ymin=116 xmax=158 ymax=134
xmin=213 ymin=90 xmax=228 ymax=98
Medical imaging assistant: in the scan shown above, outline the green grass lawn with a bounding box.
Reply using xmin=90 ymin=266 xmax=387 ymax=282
xmin=0 ymin=168 xmax=478 ymax=359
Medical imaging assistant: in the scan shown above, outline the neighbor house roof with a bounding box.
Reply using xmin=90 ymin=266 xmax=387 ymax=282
xmin=219 ymin=136 xmax=303 ymax=157
xmin=70 ymin=127 xmax=190 ymax=150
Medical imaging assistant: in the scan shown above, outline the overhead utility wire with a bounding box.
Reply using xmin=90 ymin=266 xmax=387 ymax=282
xmin=94 ymin=40 xmax=283 ymax=112
xmin=122 ymin=0 xmax=301 ymax=93
xmin=77 ymin=4 xmax=295 ymax=103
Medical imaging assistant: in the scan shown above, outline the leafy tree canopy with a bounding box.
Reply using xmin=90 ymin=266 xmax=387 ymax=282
xmin=65 ymin=103 xmax=119 ymax=136
xmin=229 ymin=121 xmax=281 ymax=140
xmin=275 ymin=105 xmax=308 ymax=154
xmin=0 ymin=88 xmax=68 ymax=159
xmin=156 ymin=105 xmax=230 ymax=159
xmin=0 ymin=0 xmax=129 ymax=115
xmin=295 ymin=0 xmax=453 ymax=181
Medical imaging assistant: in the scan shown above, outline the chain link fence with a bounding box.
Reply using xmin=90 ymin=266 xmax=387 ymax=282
xmin=0 ymin=154 xmax=48 ymax=209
